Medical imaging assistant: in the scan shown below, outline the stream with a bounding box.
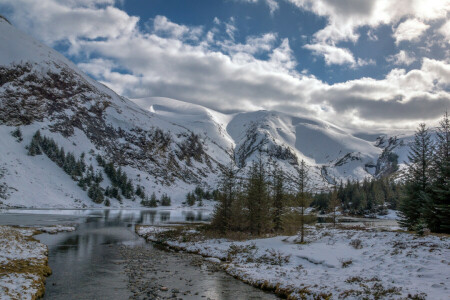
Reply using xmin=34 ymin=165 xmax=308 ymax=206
xmin=0 ymin=209 xmax=278 ymax=300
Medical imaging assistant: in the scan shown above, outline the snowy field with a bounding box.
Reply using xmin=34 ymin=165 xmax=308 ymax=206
xmin=137 ymin=224 xmax=450 ymax=299
xmin=0 ymin=225 xmax=75 ymax=300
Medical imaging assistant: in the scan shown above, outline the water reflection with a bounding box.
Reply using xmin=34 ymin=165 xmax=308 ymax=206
xmin=0 ymin=209 xmax=276 ymax=300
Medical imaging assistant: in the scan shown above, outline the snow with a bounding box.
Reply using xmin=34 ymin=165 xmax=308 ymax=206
xmin=0 ymin=226 xmax=47 ymax=300
xmin=0 ymin=18 xmax=414 ymax=208
xmin=0 ymin=225 xmax=76 ymax=299
xmin=137 ymin=224 xmax=450 ymax=299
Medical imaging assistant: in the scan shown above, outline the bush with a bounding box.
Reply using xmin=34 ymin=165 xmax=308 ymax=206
xmin=349 ymin=239 xmax=363 ymax=249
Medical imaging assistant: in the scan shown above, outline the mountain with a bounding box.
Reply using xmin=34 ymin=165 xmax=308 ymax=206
xmin=0 ymin=18 xmax=411 ymax=208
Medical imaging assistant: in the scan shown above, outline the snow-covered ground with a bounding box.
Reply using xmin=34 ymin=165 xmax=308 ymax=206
xmin=0 ymin=225 xmax=75 ymax=300
xmin=137 ymin=224 xmax=450 ymax=299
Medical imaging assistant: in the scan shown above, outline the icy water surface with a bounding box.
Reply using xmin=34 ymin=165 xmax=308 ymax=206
xmin=0 ymin=209 xmax=278 ymax=300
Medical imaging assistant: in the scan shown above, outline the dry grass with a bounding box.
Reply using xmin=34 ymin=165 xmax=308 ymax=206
xmin=0 ymin=226 xmax=52 ymax=300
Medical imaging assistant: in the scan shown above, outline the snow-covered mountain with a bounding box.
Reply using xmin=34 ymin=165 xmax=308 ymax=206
xmin=0 ymin=18 xmax=411 ymax=208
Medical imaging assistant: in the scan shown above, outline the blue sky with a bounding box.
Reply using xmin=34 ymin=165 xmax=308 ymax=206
xmin=1 ymin=0 xmax=449 ymax=131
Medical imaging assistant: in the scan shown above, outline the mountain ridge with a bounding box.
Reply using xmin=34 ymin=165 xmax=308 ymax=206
xmin=0 ymin=19 xmax=411 ymax=208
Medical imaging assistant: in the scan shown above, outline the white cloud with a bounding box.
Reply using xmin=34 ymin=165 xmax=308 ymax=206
xmin=393 ymin=19 xmax=430 ymax=44
xmin=1 ymin=0 xmax=449 ymax=131
xmin=236 ymin=0 xmax=279 ymax=14
xmin=288 ymin=0 xmax=450 ymax=66
xmin=225 ymin=17 xmax=237 ymax=40
xmin=304 ymin=43 xmax=356 ymax=65
xmin=438 ymin=20 xmax=450 ymax=43
xmin=1 ymin=0 xmax=138 ymax=45
xmin=386 ymin=50 xmax=416 ymax=66
xmin=153 ymin=15 xmax=202 ymax=40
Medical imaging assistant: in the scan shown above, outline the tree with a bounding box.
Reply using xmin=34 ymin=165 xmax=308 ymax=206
xmin=429 ymin=112 xmax=450 ymax=233
xmin=271 ymin=163 xmax=285 ymax=232
xmin=329 ymin=187 xmax=340 ymax=227
xmin=11 ymin=127 xmax=23 ymax=142
xmin=186 ymin=192 xmax=196 ymax=206
xmin=88 ymin=183 xmax=104 ymax=204
xmin=399 ymin=123 xmax=434 ymax=230
xmin=149 ymin=192 xmax=158 ymax=207
xmin=296 ymin=160 xmax=311 ymax=243
xmin=246 ymin=154 xmax=271 ymax=235
xmin=211 ymin=163 xmax=238 ymax=232
xmin=27 ymin=131 xmax=42 ymax=156
xmin=161 ymin=193 xmax=171 ymax=206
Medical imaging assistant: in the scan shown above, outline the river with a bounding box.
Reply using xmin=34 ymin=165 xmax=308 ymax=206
xmin=0 ymin=209 xmax=278 ymax=300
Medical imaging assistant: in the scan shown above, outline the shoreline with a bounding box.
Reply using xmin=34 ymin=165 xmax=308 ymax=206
xmin=135 ymin=224 xmax=450 ymax=300
xmin=0 ymin=225 xmax=75 ymax=300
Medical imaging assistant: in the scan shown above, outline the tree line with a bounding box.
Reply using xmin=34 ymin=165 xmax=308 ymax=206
xmin=211 ymin=112 xmax=449 ymax=235
xmin=211 ymin=155 xmax=314 ymax=241
xmin=27 ymin=130 xmax=171 ymax=207
xmin=311 ymin=177 xmax=403 ymax=216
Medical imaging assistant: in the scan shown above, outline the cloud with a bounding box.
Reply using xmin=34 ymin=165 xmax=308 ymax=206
xmin=386 ymin=50 xmax=416 ymax=65
xmin=288 ymin=0 xmax=450 ymax=66
xmin=304 ymin=43 xmax=356 ymax=65
xmin=1 ymin=0 xmax=449 ymax=132
xmin=1 ymin=0 xmax=138 ymax=45
xmin=153 ymin=15 xmax=202 ymax=40
xmin=393 ymin=19 xmax=430 ymax=44
xmin=438 ymin=20 xmax=450 ymax=43
xmin=236 ymin=0 xmax=279 ymax=14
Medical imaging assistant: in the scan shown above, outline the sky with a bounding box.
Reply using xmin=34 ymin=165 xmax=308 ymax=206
xmin=0 ymin=0 xmax=449 ymax=133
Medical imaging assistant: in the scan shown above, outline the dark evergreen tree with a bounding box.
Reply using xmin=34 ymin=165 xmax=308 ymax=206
xmin=399 ymin=123 xmax=434 ymax=230
xmin=429 ymin=112 xmax=450 ymax=233
xmin=149 ymin=192 xmax=158 ymax=207
xmin=186 ymin=192 xmax=196 ymax=206
xmin=211 ymin=163 xmax=237 ymax=232
xmin=271 ymin=163 xmax=285 ymax=232
xmin=27 ymin=131 xmax=42 ymax=156
xmin=11 ymin=127 xmax=23 ymax=142
xmin=161 ymin=193 xmax=171 ymax=206
xmin=246 ymin=154 xmax=271 ymax=235
xmin=296 ymin=160 xmax=311 ymax=243
xmin=88 ymin=183 xmax=104 ymax=204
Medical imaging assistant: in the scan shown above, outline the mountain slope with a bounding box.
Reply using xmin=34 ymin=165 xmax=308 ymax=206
xmin=0 ymin=18 xmax=411 ymax=208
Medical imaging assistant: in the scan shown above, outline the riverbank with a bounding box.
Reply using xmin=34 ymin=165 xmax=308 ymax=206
xmin=0 ymin=225 xmax=75 ymax=300
xmin=136 ymin=224 xmax=450 ymax=299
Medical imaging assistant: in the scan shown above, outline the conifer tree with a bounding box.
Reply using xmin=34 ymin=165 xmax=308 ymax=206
xmin=399 ymin=123 xmax=434 ymax=230
xmin=211 ymin=163 xmax=237 ymax=232
xmin=149 ymin=192 xmax=158 ymax=207
xmin=329 ymin=187 xmax=340 ymax=227
xmin=429 ymin=112 xmax=450 ymax=233
xmin=27 ymin=131 xmax=42 ymax=156
xmin=296 ymin=160 xmax=310 ymax=243
xmin=246 ymin=154 xmax=271 ymax=235
xmin=271 ymin=163 xmax=285 ymax=232
xmin=161 ymin=193 xmax=171 ymax=206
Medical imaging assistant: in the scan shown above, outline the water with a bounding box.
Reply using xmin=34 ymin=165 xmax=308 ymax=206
xmin=0 ymin=209 xmax=278 ymax=300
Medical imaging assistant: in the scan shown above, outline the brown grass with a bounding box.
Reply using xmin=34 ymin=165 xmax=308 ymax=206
xmin=0 ymin=226 xmax=52 ymax=299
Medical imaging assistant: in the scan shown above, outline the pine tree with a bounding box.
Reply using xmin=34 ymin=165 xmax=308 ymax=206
xmin=161 ymin=193 xmax=171 ymax=206
xmin=246 ymin=154 xmax=271 ymax=235
xmin=296 ymin=160 xmax=311 ymax=243
xmin=399 ymin=123 xmax=434 ymax=230
xmin=329 ymin=187 xmax=340 ymax=227
xmin=11 ymin=127 xmax=23 ymax=142
xmin=429 ymin=112 xmax=450 ymax=233
xmin=149 ymin=192 xmax=158 ymax=207
xmin=271 ymin=163 xmax=284 ymax=232
xmin=27 ymin=131 xmax=42 ymax=156
xmin=186 ymin=192 xmax=196 ymax=206
xmin=211 ymin=163 xmax=237 ymax=232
